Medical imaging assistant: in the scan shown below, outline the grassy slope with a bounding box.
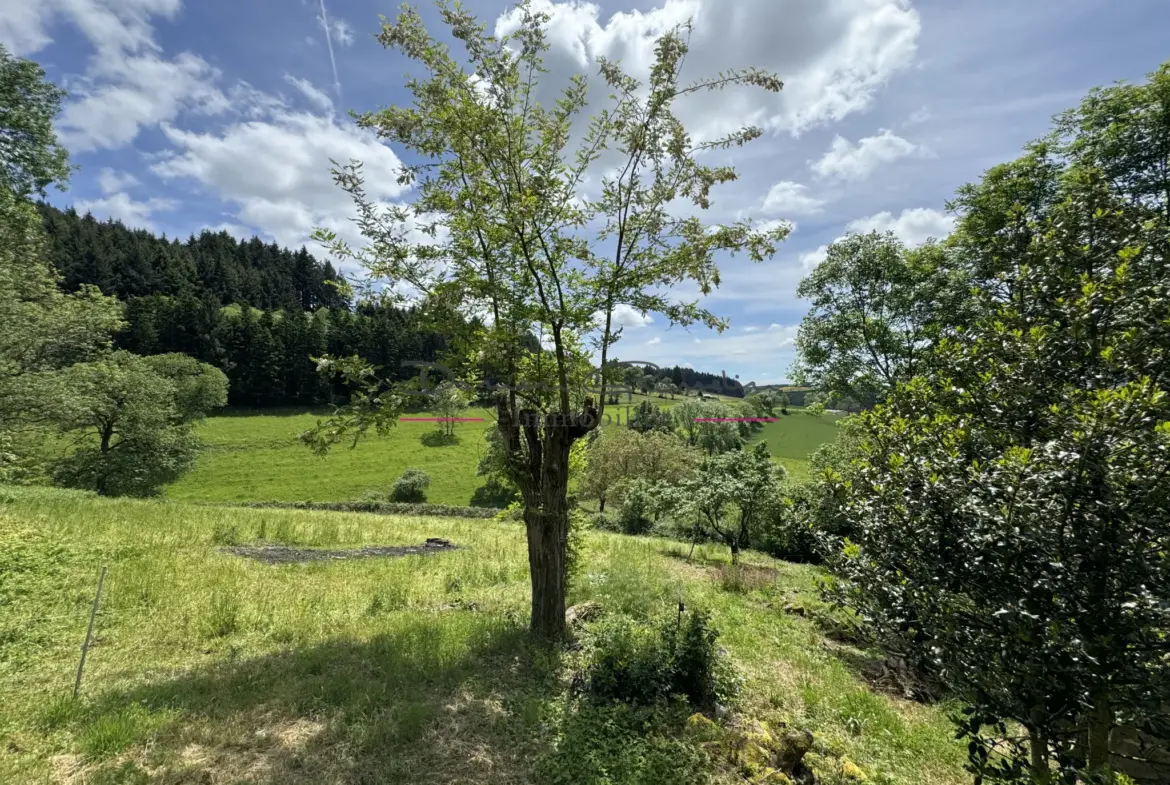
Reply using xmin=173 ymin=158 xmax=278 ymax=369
xmin=1 ymin=486 xmax=966 ymax=785
xmin=748 ymin=410 xmax=846 ymax=481
xmin=167 ymin=401 xmax=842 ymax=504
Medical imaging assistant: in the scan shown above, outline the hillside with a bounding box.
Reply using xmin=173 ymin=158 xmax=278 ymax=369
xmin=0 ymin=486 xmax=968 ymax=785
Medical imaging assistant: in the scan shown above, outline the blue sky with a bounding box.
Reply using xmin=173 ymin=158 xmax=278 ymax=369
xmin=3 ymin=0 xmax=1168 ymax=385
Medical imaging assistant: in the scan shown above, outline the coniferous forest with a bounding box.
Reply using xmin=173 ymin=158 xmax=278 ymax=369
xmin=35 ymin=203 xmax=448 ymax=407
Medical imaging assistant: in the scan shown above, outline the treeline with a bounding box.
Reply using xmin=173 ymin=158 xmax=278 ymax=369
xmin=119 ymin=299 xmax=446 ymax=408
xmin=34 ymin=203 xmax=450 ymax=408
xmin=37 ymin=203 xmax=349 ymax=311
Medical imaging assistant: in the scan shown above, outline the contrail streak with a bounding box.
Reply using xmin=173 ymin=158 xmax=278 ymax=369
xmin=318 ymin=0 xmax=342 ymax=98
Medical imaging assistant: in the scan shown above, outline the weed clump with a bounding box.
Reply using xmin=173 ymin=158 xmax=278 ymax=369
xmin=580 ymin=608 xmax=739 ymax=713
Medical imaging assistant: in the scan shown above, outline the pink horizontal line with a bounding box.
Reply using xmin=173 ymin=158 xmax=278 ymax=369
xmin=694 ymin=417 xmax=779 ymax=422
xmin=400 ymin=417 xmax=486 ymax=422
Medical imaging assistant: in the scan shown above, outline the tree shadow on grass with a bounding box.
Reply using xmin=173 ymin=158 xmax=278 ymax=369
xmin=419 ymin=431 xmax=460 ymax=447
xmin=68 ymin=616 xmax=565 ymax=785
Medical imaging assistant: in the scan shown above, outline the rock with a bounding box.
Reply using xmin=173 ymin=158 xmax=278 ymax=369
xmin=425 ymin=537 xmax=452 ymax=548
xmin=773 ymin=728 xmax=814 ymax=773
xmin=565 ymin=601 xmax=602 ymax=627
xmin=840 ymin=758 xmax=867 ymax=780
xmin=782 ymin=603 xmax=807 ymax=617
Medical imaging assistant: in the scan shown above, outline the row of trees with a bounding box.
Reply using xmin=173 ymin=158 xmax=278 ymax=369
xmin=120 ymin=295 xmax=446 ymax=408
xmin=0 ymin=45 xmax=227 ymax=495
xmin=791 ymin=62 xmax=1170 ymax=783
xmin=37 ymin=203 xmax=350 ymax=312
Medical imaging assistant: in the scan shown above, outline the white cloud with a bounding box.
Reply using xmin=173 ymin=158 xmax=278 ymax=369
xmin=320 ymin=14 xmax=354 ymax=46
xmin=760 ymin=181 xmax=825 ymax=215
xmin=283 ymin=75 xmax=334 ymax=114
xmin=0 ymin=0 xmax=234 ymax=153
xmin=97 ymin=168 xmax=139 ymax=195
xmin=646 ymin=336 xmax=662 ymax=346
xmin=151 ymin=110 xmax=410 ymax=251
xmin=743 ymin=326 xmax=761 ymax=333
xmin=494 ymin=0 xmax=921 ymax=141
xmin=905 ymin=106 xmax=931 ymax=126
xmin=811 ymin=129 xmax=920 ymax=181
xmin=846 ymin=207 xmax=955 ymax=246
xmin=799 ymin=244 xmax=829 ymax=269
xmin=75 ymin=192 xmax=176 ymax=230
xmin=0 ymin=0 xmax=182 ymax=57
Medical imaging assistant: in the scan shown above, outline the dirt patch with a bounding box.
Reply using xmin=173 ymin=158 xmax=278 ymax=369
xmin=223 ymin=538 xmax=458 ymax=565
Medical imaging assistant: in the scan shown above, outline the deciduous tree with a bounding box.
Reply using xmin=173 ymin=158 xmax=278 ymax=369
xmin=303 ymin=1 xmax=785 ymax=638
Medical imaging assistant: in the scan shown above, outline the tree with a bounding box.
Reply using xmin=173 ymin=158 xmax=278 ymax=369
xmin=793 ymin=231 xmax=969 ymax=408
xmin=664 ymin=442 xmax=780 ymax=564
xmin=672 ymin=398 xmax=743 ymax=455
xmin=580 ymin=426 xmax=700 ymax=513
xmin=50 ymin=351 xmax=227 ymax=496
xmin=0 ymin=45 xmax=71 ymax=198
xmin=829 ymin=63 xmax=1170 ymax=784
xmin=0 ymin=49 xmax=122 ymax=479
xmin=431 ymin=379 xmax=470 ymax=440
xmin=628 ymin=400 xmax=673 ymax=434
xmin=304 ymin=1 xmax=785 ymax=638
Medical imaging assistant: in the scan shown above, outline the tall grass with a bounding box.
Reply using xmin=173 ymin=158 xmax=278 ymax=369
xmin=0 ymin=485 xmax=966 ymax=784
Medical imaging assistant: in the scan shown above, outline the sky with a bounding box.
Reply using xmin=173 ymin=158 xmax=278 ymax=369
xmin=2 ymin=0 xmax=1168 ymax=385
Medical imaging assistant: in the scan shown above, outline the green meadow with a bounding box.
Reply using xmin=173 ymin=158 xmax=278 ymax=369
xmin=0 ymin=485 xmax=968 ymax=785
xmin=166 ymin=403 xmax=844 ymax=504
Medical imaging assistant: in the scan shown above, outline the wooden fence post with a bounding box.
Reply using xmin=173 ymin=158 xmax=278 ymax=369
xmin=73 ymin=566 xmax=107 ymax=699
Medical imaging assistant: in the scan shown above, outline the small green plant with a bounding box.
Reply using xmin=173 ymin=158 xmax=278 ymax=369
xmin=581 ymin=608 xmax=736 ymax=712
xmin=390 ymin=468 xmax=431 ymax=503
xmin=210 ymin=521 xmax=239 ymax=546
xmin=202 ymin=591 xmax=241 ymax=638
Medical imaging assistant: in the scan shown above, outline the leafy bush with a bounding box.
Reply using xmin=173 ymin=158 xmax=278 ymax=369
xmin=628 ymin=401 xmax=673 ymax=434
xmin=581 ymin=608 xmax=737 ymax=712
xmin=389 ymin=468 xmax=430 ymax=503
xmin=535 ymin=703 xmax=708 ymax=785
xmin=618 ymin=480 xmax=654 ymax=535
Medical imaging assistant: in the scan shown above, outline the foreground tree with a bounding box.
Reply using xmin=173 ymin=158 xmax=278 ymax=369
xmin=829 ymin=66 xmax=1170 ymax=783
xmin=0 ymin=47 xmax=122 ymax=479
xmin=304 ymin=1 xmax=785 ymax=638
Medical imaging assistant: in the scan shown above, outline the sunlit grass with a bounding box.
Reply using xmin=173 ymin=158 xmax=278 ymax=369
xmin=1 ymin=485 xmax=966 ymax=784
xmin=168 ymin=403 xmax=842 ymax=504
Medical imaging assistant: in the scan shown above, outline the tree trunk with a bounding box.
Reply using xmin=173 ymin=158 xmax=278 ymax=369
xmin=598 ymin=496 xmax=606 ymax=514
xmin=498 ymin=400 xmax=597 ymax=641
xmin=1087 ymin=692 xmax=1113 ymax=772
xmin=1028 ymin=716 xmax=1050 ymax=784
xmin=730 ymin=541 xmax=740 ymax=565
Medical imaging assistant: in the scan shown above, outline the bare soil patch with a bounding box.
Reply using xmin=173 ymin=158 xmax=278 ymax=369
xmin=223 ymin=538 xmax=458 ymax=565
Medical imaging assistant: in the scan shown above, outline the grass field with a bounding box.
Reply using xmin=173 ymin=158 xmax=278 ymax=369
xmin=0 ymin=485 xmax=967 ymax=784
xmin=166 ymin=403 xmax=845 ymax=504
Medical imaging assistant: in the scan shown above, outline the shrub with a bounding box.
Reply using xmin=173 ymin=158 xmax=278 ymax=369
xmin=581 ymin=608 xmax=737 ymax=712
xmin=390 ymin=468 xmax=430 ymax=503
xmin=618 ymin=480 xmax=654 ymax=535
xmin=628 ymin=401 xmax=673 ymax=434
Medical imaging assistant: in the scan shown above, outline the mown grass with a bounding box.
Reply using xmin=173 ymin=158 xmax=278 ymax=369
xmin=167 ymin=401 xmax=842 ymax=504
xmin=748 ymin=409 xmax=846 ymax=481
xmin=1 ymin=484 xmax=966 ymax=784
